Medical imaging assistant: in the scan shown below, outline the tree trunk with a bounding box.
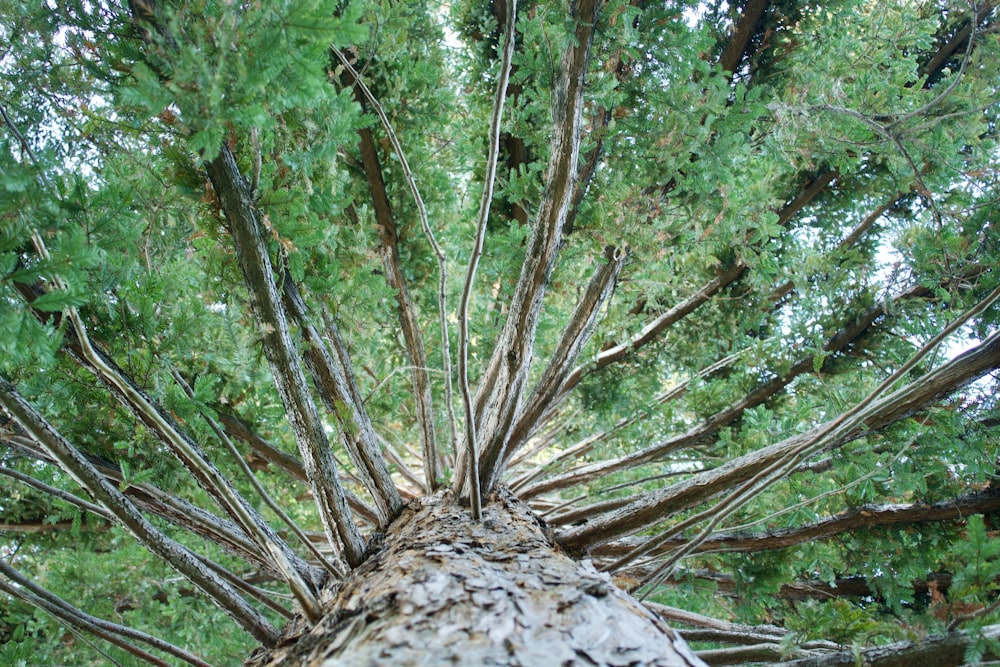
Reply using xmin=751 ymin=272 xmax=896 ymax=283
xmin=247 ymin=490 xmax=705 ymax=667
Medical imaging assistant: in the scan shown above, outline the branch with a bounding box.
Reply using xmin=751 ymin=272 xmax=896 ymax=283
xmin=555 ymin=328 xmax=1000 ymax=552
xmin=0 ymin=560 xmax=216 ymax=667
xmin=348 ymin=93 xmax=440 ymax=491
xmin=452 ymin=0 xmax=518 ymax=519
xmin=0 ymin=463 xmax=113 ymax=521
xmin=523 ymin=269 xmax=985 ymax=500
xmin=205 ymin=146 xmax=366 ymax=566
xmin=280 ymin=273 xmax=402 ymax=528
xmin=634 ymin=570 xmax=953 ymax=603
xmin=0 ymin=378 xmax=279 ymax=645
xmin=333 ymin=46 xmax=458 ymax=476
xmin=698 ymin=644 xmax=812 ymax=665
xmin=717 ymin=0 xmax=770 ymax=75
xmin=491 ymin=245 xmax=626 ymax=484
xmin=921 ymin=1 xmax=997 ymax=84
xmin=593 ymin=490 xmax=1000 ymax=559
xmin=459 ymin=0 xmax=604 ymax=500
xmin=630 ymin=285 xmax=1000 ymax=591
xmin=774 ymin=624 xmax=1000 ymax=667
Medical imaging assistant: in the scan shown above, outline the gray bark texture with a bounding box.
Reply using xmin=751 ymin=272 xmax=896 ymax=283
xmin=246 ymin=489 xmax=706 ymax=667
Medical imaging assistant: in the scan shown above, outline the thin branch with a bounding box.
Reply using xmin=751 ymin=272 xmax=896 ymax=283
xmin=454 ymin=0 xmax=518 ymax=518
xmin=0 ymin=560 xmax=217 ymax=667
xmin=636 ymin=290 xmax=998 ymax=589
xmin=773 ymin=623 xmax=1000 ymax=667
xmin=171 ymin=368 xmax=345 ymax=581
xmin=57 ymin=298 xmax=325 ymax=612
xmin=0 ymin=464 xmax=113 ymax=521
xmin=555 ymin=324 xmax=1000 ymax=553
xmin=332 ymin=45 xmax=458 ymax=474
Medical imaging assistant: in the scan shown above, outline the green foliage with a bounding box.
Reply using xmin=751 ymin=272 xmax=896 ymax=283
xmin=1 ymin=0 xmax=999 ymax=663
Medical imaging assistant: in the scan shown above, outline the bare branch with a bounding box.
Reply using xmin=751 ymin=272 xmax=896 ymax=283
xmin=459 ymin=0 xmax=604 ymax=500
xmin=280 ymin=274 xmax=402 ymax=528
xmin=493 ymin=246 xmax=626 ymax=479
xmin=333 ymin=46 xmax=458 ymax=475
xmin=594 ymin=490 xmax=1000 ymax=560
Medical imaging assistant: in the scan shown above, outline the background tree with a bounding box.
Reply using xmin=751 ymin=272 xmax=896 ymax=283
xmin=1 ymin=0 xmax=999 ymax=665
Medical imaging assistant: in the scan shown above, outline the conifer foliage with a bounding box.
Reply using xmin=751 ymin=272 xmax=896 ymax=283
xmin=2 ymin=0 xmax=1000 ymax=664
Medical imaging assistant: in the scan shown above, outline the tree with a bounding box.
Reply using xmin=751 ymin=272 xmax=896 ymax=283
xmin=1 ymin=0 xmax=999 ymax=664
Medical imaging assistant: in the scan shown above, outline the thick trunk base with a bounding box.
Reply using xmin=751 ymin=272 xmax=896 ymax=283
xmin=247 ymin=489 xmax=704 ymax=666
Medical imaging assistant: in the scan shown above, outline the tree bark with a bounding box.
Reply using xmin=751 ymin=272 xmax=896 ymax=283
xmin=774 ymin=624 xmax=1000 ymax=667
xmin=246 ymin=490 xmax=706 ymax=667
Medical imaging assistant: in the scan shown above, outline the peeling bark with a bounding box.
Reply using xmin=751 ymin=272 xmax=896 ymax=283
xmin=246 ymin=490 xmax=705 ymax=667
xmin=281 ymin=274 xmax=403 ymax=525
